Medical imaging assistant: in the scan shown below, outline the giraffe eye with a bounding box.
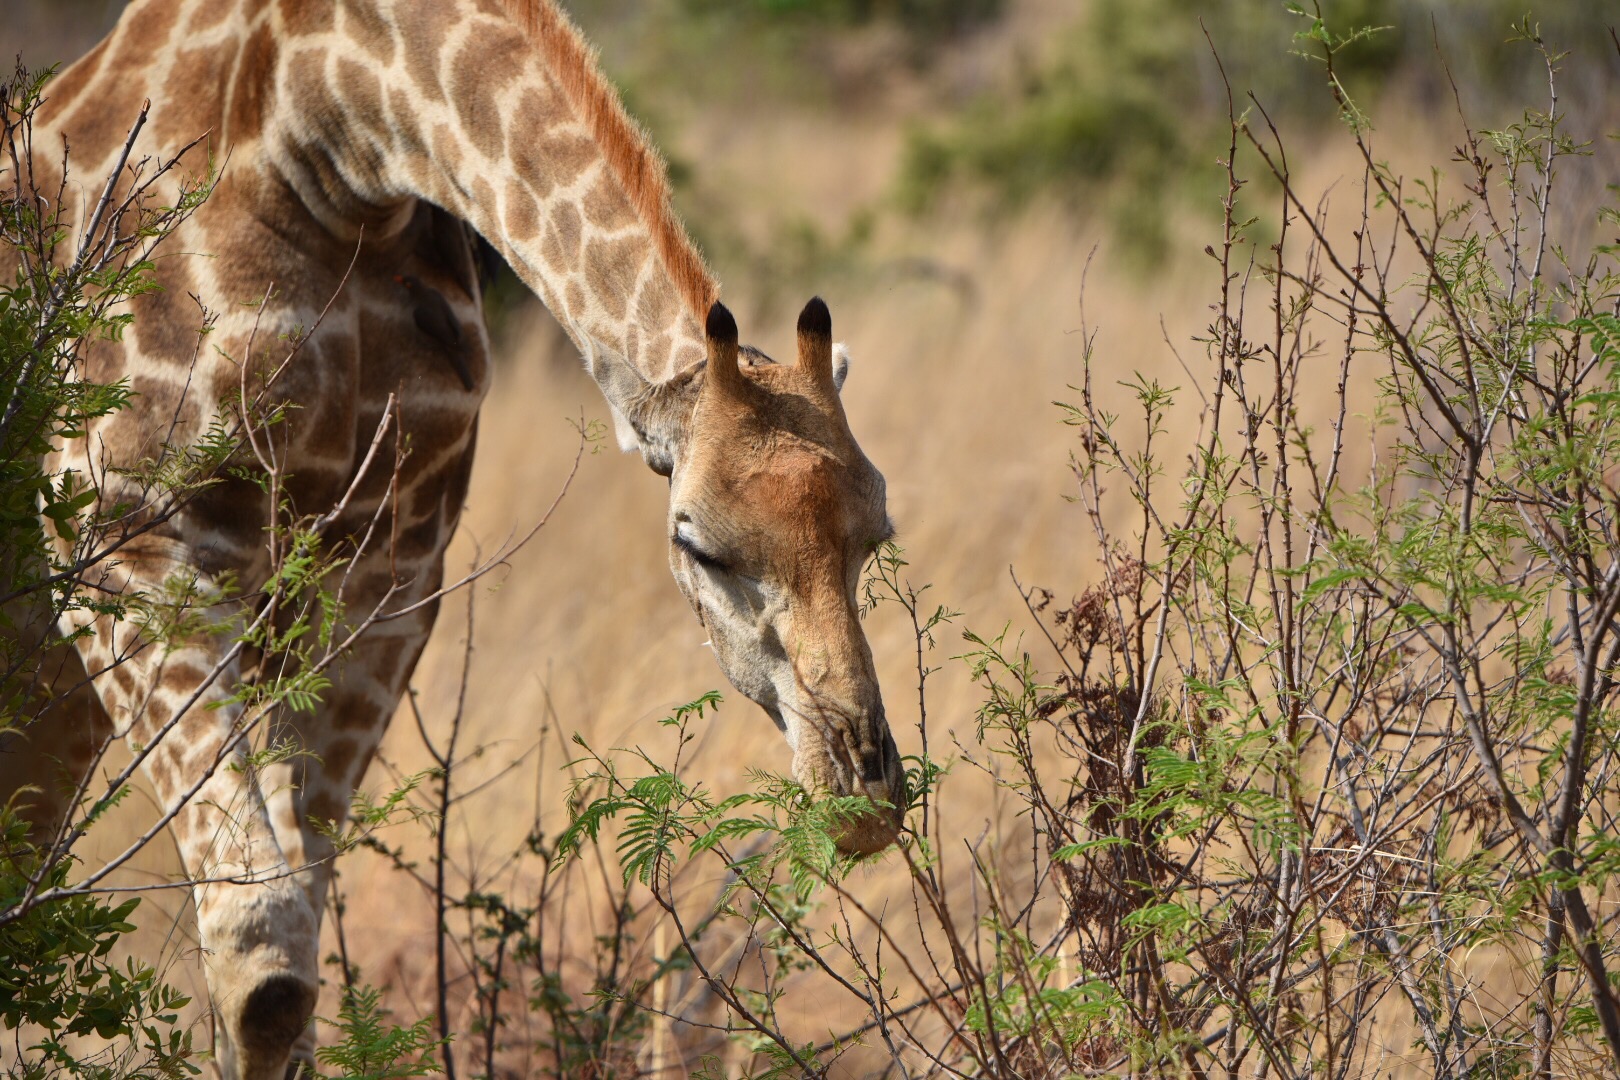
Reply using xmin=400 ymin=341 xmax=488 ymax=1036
xmin=674 ymin=531 xmax=729 ymax=572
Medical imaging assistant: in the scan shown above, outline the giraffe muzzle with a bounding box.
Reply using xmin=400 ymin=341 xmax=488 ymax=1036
xmin=786 ymin=701 xmax=904 ymax=856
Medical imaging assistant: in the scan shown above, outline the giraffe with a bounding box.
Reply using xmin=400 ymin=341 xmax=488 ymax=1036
xmin=0 ymin=1 xmax=905 ymax=1075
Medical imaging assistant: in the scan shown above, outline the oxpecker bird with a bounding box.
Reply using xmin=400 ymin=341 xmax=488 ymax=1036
xmin=395 ymin=274 xmax=476 ymax=391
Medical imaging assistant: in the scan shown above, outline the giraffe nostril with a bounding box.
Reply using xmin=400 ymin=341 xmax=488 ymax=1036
xmin=860 ymin=748 xmax=886 ymax=783
xmin=859 ymin=728 xmax=901 ymax=787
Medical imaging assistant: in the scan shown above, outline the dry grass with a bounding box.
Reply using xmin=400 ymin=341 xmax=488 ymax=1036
xmin=22 ymin=2 xmax=1619 ymax=1074
xmin=79 ymin=143 xmax=1415 ymax=1074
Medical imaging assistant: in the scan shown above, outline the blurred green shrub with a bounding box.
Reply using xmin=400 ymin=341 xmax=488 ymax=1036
xmin=899 ymin=0 xmax=1191 ymax=260
xmin=0 ymin=811 xmax=197 ymax=1080
xmin=898 ymin=0 xmax=1605 ymax=261
xmin=680 ymin=0 xmax=1002 ymax=39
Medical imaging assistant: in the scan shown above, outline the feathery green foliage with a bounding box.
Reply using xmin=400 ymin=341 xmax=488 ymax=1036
xmin=0 ymin=813 xmax=196 ymax=1080
xmin=314 ymin=987 xmax=443 ymax=1080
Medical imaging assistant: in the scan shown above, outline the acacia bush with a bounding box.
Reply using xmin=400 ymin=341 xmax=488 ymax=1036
xmin=529 ymin=10 xmax=1620 ymax=1077
xmin=10 ymin=5 xmax=1620 ymax=1078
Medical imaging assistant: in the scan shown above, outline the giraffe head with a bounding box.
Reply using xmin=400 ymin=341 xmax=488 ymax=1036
xmin=591 ymin=299 xmax=902 ymax=854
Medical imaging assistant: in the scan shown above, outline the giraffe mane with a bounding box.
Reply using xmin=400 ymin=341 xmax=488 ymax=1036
xmin=499 ymin=0 xmax=719 ymax=322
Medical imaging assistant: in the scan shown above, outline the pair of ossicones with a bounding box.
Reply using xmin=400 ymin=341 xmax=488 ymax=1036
xmin=704 ymin=294 xmax=839 ymax=385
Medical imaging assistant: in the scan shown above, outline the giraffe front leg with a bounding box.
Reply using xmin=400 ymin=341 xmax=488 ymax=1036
xmin=0 ymin=635 xmax=116 ymax=841
xmin=258 ymin=613 xmax=441 ymax=1072
xmin=69 ymin=544 xmax=320 ymax=1080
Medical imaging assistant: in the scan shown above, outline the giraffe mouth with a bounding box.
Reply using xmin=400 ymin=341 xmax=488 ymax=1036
xmin=777 ymin=698 xmax=905 ymax=856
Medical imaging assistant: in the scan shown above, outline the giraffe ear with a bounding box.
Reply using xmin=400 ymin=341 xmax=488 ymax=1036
xmin=586 ymin=343 xmax=698 ymax=477
xmin=832 ymin=342 xmax=851 ymax=391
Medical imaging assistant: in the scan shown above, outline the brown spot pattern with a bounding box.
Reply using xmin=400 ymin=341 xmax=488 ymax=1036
xmin=388 ymin=86 xmax=425 ymax=157
xmin=510 ymin=83 xmax=570 ymax=172
xmin=54 ymin=37 xmax=152 ymax=165
xmin=37 ymin=37 xmax=110 ymax=131
xmin=543 ymin=201 xmax=583 ymax=274
xmin=128 ymin=256 xmax=201 ymax=365
xmin=142 ymin=696 xmax=173 ymax=728
xmin=585 ymin=234 xmax=646 ymax=320
xmin=431 ymin=122 xmax=466 ymax=179
xmin=400 ymin=0 xmax=453 ymax=103
xmin=635 ymin=272 xmax=676 ymax=329
xmin=155 ymin=46 xmax=230 ymax=147
xmin=187 ymin=0 xmax=230 ymax=30
xmin=228 ymin=23 xmax=279 ymax=142
xmin=342 ymin=0 xmax=395 ymax=64
xmin=115 ymin=0 xmax=181 ymax=76
xmin=280 ymin=0 xmax=334 ymax=34
xmin=582 ymin=177 xmax=635 ymax=230
xmin=321 ymin=739 xmax=357 ymax=780
xmin=334 ymin=57 xmax=389 ymax=142
xmin=306 ymin=791 xmax=344 ymax=826
xmin=449 ymin=30 xmax=526 ymax=159
xmin=470 ymin=176 xmax=496 ymax=217
xmin=504 ymin=179 xmax=540 ymax=241
xmin=159 ymin=662 xmax=208 ymax=692
xmin=565 ymin=279 xmax=588 ymax=314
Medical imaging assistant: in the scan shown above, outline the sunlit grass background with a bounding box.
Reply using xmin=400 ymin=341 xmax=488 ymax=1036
xmin=4 ymin=0 xmax=1616 ymax=1073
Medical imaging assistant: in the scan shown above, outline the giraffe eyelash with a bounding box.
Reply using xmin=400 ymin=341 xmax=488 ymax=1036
xmin=674 ymin=533 xmax=729 ymax=572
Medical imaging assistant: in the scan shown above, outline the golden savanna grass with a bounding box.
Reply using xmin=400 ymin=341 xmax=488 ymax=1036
xmin=14 ymin=0 xmax=1620 ymax=1074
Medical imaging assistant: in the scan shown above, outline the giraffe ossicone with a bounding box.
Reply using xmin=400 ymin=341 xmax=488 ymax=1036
xmin=0 ymin=1 xmax=901 ymax=1076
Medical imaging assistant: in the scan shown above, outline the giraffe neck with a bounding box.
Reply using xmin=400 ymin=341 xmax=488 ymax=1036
xmin=256 ymin=0 xmax=715 ymax=384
